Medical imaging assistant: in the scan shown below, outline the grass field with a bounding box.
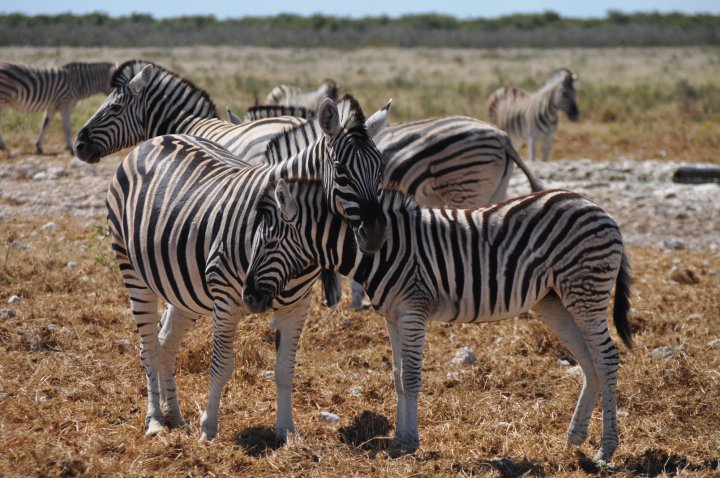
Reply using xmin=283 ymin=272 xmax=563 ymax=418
xmin=1 ymin=47 xmax=719 ymax=477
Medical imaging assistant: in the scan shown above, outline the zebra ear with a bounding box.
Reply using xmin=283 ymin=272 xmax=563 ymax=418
xmin=226 ymin=106 xmax=243 ymax=125
xmin=365 ymin=98 xmax=392 ymax=139
xmin=274 ymin=179 xmax=298 ymax=222
xmin=128 ymin=64 xmax=153 ymax=95
xmin=317 ymin=98 xmax=340 ymax=137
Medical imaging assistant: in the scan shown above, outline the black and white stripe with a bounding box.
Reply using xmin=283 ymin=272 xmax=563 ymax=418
xmin=107 ymin=94 xmax=387 ymax=443
xmin=488 ymin=68 xmax=579 ymax=162
xmin=244 ymin=180 xmax=632 ymax=464
xmin=264 ymin=79 xmax=340 ymax=111
xmin=74 ymin=60 xmax=306 ymax=164
xmin=0 ymin=61 xmax=115 ymax=153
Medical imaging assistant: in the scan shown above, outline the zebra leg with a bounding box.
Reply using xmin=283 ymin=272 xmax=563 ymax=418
xmin=564 ymin=297 xmax=621 ymax=463
xmin=199 ymin=305 xmax=241 ymax=441
xmin=389 ymin=312 xmax=428 ymax=455
xmin=60 ymin=105 xmax=74 ymax=154
xmin=541 ymin=134 xmax=554 ymax=162
xmin=158 ymin=304 xmax=197 ymax=429
xmin=350 ymin=280 xmax=369 ymax=310
xmin=127 ymin=287 xmax=165 ymax=436
xmin=385 ymin=317 xmax=407 ymax=447
xmin=272 ymin=294 xmax=311 ymax=442
xmin=35 ymin=109 xmax=55 ymax=154
xmin=533 ymin=293 xmax=600 ymax=447
xmin=528 ymin=135 xmax=537 ymax=162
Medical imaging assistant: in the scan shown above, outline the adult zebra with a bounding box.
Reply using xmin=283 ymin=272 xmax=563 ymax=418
xmin=487 ymin=68 xmax=579 ymax=162
xmin=74 ymin=60 xmax=306 ymax=164
xmin=227 ymin=108 xmax=544 ymax=307
xmin=243 ymin=179 xmax=633 ymax=464
xmin=264 ymin=79 xmax=340 ymax=111
xmin=107 ymin=95 xmax=388 ymax=442
xmin=0 ymin=61 xmax=115 ymax=154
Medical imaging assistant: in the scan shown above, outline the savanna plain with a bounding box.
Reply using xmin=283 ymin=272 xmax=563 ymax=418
xmin=1 ymin=47 xmax=719 ymax=477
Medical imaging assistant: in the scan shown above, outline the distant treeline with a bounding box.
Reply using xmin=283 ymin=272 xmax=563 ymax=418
xmin=1 ymin=11 xmax=719 ymax=47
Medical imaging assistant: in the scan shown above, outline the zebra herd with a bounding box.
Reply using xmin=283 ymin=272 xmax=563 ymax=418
xmin=3 ymin=58 xmax=631 ymax=465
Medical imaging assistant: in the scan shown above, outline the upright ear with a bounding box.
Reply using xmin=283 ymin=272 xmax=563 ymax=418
xmin=365 ymin=98 xmax=392 ymax=139
xmin=317 ymin=98 xmax=340 ymax=137
xmin=274 ymin=179 xmax=298 ymax=222
xmin=128 ymin=64 xmax=153 ymax=95
xmin=226 ymin=106 xmax=243 ymax=125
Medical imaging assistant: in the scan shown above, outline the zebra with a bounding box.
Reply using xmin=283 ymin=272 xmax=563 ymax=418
xmin=107 ymin=95 xmax=388 ymax=442
xmin=264 ymin=79 xmax=340 ymax=111
xmin=487 ymin=68 xmax=579 ymax=162
xmin=237 ymin=104 xmax=315 ymax=123
xmin=243 ymin=179 xmax=633 ymax=464
xmin=73 ymin=60 xmax=306 ymax=164
xmin=228 ymin=107 xmax=545 ymax=308
xmin=0 ymin=61 xmax=115 ymax=154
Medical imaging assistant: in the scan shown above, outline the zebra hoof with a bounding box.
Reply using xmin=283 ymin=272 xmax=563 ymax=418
xmin=145 ymin=417 xmax=166 ymax=437
xmin=35 ymin=145 xmax=44 ymax=155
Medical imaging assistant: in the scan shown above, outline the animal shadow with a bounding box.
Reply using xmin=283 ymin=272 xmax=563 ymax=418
xmin=474 ymin=458 xmax=546 ymax=478
xmin=624 ymin=448 xmax=715 ymax=477
xmin=338 ymin=410 xmax=392 ymax=456
xmin=235 ymin=425 xmax=283 ymax=457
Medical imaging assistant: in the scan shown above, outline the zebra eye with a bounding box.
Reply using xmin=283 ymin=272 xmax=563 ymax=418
xmin=265 ymin=239 xmax=278 ymax=250
xmin=333 ymin=161 xmax=348 ymax=176
xmin=109 ymin=103 xmax=123 ymax=113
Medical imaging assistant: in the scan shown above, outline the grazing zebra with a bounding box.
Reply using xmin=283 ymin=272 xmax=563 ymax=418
xmin=0 ymin=61 xmax=115 ymax=154
xmin=487 ymin=68 xmax=579 ymax=162
xmin=107 ymin=95 xmax=388 ymax=442
xmin=74 ymin=60 xmax=306 ymax=164
xmin=264 ymin=79 xmax=340 ymax=111
xmin=243 ymin=179 xmax=633 ymax=464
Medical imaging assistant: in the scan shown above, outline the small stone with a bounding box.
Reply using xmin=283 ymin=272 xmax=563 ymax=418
xmin=338 ymin=319 xmax=352 ymax=329
xmin=558 ymin=359 xmax=572 ymax=367
xmin=41 ymin=222 xmax=58 ymax=231
xmin=449 ymin=346 xmax=477 ymax=366
xmin=320 ymin=411 xmax=340 ymax=424
xmin=37 ymin=396 xmax=52 ymax=402
xmin=651 ymin=346 xmax=686 ymax=359
xmin=0 ymin=393 xmax=10 ymax=399
xmin=66 ymin=261 xmax=78 ymax=268
xmin=662 ymin=238 xmax=685 ymax=250
xmin=0 ymin=213 xmax=11 ymax=222
xmin=496 ymin=421 xmax=511 ymax=428
xmin=708 ymin=339 xmax=720 ymax=348
xmin=11 ymin=240 xmax=30 ymax=251
xmin=261 ymin=370 xmax=275 ymax=380
xmin=0 ymin=309 xmax=17 ymax=319
xmin=7 ymin=295 xmax=21 ymax=304
xmin=348 ymin=386 xmax=363 ymax=398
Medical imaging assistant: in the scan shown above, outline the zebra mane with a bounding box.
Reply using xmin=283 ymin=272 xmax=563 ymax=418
xmin=544 ymin=68 xmax=575 ymax=88
xmin=262 ymin=93 xmax=369 ymax=165
xmin=111 ymin=59 xmax=217 ymax=113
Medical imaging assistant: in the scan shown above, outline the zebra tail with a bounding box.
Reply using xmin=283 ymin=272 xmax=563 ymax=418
xmin=506 ymin=137 xmax=545 ymax=192
xmin=613 ymin=251 xmax=633 ymax=350
xmin=321 ymin=269 xmax=343 ymax=307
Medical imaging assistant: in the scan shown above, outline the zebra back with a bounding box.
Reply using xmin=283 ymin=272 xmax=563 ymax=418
xmin=0 ymin=62 xmax=69 ymax=111
xmin=63 ymin=62 xmax=116 ymax=99
xmin=265 ymin=79 xmax=340 ymax=111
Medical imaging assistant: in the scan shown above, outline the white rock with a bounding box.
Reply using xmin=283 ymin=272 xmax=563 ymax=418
xmin=7 ymin=295 xmax=21 ymax=304
xmin=496 ymin=421 xmax=511 ymax=428
xmin=0 ymin=309 xmax=17 ymax=319
xmin=41 ymin=221 xmax=58 ymax=231
xmin=348 ymin=386 xmax=363 ymax=397
xmin=261 ymin=370 xmax=275 ymax=380
xmin=662 ymin=238 xmax=685 ymax=250
xmin=707 ymin=339 xmax=720 ymax=348
xmin=11 ymin=240 xmax=30 ymax=251
xmin=449 ymin=346 xmax=477 ymax=366
xmin=66 ymin=261 xmax=78 ymax=268
xmin=446 ymin=371 xmax=460 ymax=381
xmin=47 ymin=324 xmax=59 ymax=331
xmin=651 ymin=346 xmax=686 ymax=359
xmin=558 ymin=359 xmax=572 ymax=366
xmin=320 ymin=411 xmax=340 ymax=424
xmin=37 ymin=396 xmax=52 ymax=402
xmin=0 ymin=213 xmax=11 ymax=222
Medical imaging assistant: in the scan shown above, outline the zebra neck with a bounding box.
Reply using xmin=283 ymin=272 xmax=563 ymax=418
xmin=271 ymin=140 xmax=324 ymax=182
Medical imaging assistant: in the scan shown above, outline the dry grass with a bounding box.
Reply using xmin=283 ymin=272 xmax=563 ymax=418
xmin=0 ymin=46 xmax=719 ymax=163
xmin=1 ymin=189 xmax=719 ymax=477
xmin=1 ymin=46 xmax=719 ymax=476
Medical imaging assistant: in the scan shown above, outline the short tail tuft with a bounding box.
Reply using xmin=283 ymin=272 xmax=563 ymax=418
xmin=613 ymin=251 xmax=633 ymax=350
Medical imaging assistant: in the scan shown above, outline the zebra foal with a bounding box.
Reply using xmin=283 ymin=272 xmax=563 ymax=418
xmin=243 ymin=180 xmax=633 ymax=464
xmin=0 ymin=61 xmax=114 ymax=154
xmin=488 ymin=68 xmax=579 ymax=162
xmin=107 ymin=95 xmax=388 ymax=442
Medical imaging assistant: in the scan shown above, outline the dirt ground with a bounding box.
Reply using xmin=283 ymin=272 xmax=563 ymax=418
xmin=1 ymin=146 xmax=718 ymax=477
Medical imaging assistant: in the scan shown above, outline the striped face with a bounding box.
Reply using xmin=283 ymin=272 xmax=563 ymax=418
xmin=321 ymin=96 xmax=387 ymax=253
xmin=243 ymin=181 xmax=315 ymax=313
xmin=74 ymin=62 xmax=154 ymax=163
xmin=555 ymin=74 xmax=579 ymax=122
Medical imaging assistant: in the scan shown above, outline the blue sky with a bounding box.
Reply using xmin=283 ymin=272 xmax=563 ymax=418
xmin=2 ymin=0 xmax=719 ymax=18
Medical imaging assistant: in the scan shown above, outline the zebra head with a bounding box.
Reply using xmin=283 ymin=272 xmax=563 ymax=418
xmin=74 ymin=60 xmax=217 ymax=163
xmin=243 ymin=179 xmax=323 ymax=313
xmin=551 ymin=68 xmax=579 ymax=122
xmin=319 ymin=95 xmax=390 ymax=253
